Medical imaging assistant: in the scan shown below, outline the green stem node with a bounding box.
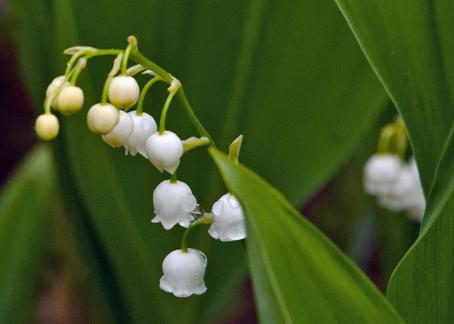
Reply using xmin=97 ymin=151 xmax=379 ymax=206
xmin=170 ymin=173 xmax=178 ymax=184
xmin=181 ymin=214 xmax=214 ymax=252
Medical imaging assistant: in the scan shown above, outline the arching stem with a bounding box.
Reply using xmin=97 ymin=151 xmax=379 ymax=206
xmin=181 ymin=214 xmax=214 ymax=252
xmin=136 ymin=76 xmax=162 ymax=115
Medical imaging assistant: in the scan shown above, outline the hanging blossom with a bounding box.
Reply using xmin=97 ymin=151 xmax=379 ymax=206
xmin=146 ymin=130 xmax=184 ymax=174
xmin=159 ymin=248 xmax=207 ymax=298
xmin=363 ymin=154 xmax=402 ymax=196
xmin=123 ymin=111 xmax=157 ymax=157
xmin=364 ymin=156 xmax=425 ymax=222
xmin=208 ymin=193 xmax=247 ymax=241
xmin=34 ymin=37 xmax=250 ymax=299
xmin=152 ymin=180 xmax=198 ymax=230
xmin=102 ymin=110 xmax=134 ymax=148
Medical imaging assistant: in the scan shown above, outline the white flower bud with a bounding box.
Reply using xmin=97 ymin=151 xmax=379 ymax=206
xmin=124 ymin=111 xmax=157 ymax=157
xmin=160 ymin=248 xmax=207 ymax=298
xmin=87 ymin=103 xmax=119 ymax=135
xmin=363 ymin=154 xmax=402 ymax=195
xmin=152 ymin=180 xmax=197 ymax=230
xmin=46 ymin=75 xmax=69 ymax=111
xmin=35 ymin=114 xmax=59 ymax=141
xmin=145 ymin=131 xmax=183 ymax=174
xmin=46 ymin=76 xmax=66 ymax=97
xmin=57 ymin=85 xmax=84 ymax=115
xmin=208 ymin=193 xmax=246 ymax=242
xmin=108 ymin=76 xmax=140 ymax=109
xmin=101 ymin=110 xmax=134 ymax=147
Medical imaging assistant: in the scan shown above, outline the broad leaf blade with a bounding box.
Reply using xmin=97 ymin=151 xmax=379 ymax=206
xmin=334 ymin=0 xmax=454 ymax=321
xmin=210 ymin=148 xmax=403 ymax=323
xmin=0 ymin=145 xmax=55 ymax=324
xmin=12 ymin=0 xmax=388 ymax=322
xmin=387 ymin=125 xmax=454 ymax=322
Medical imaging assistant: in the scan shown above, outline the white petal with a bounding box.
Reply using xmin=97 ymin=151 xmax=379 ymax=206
xmin=146 ymin=131 xmax=184 ymax=174
xmin=160 ymin=249 xmax=207 ymax=297
xmin=152 ymin=180 xmax=198 ymax=230
xmin=208 ymin=193 xmax=246 ymax=242
xmin=124 ymin=111 xmax=157 ymax=157
xmin=363 ymin=154 xmax=402 ymax=195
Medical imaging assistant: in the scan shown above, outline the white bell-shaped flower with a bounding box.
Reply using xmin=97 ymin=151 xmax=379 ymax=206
xmin=87 ymin=103 xmax=119 ymax=135
xmin=102 ymin=110 xmax=134 ymax=148
xmin=46 ymin=75 xmax=69 ymax=111
xmin=145 ymin=131 xmax=183 ymax=174
xmin=363 ymin=154 xmax=402 ymax=195
xmin=124 ymin=111 xmax=157 ymax=157
xmin=35 ymin=114 xmax=59 ymax=141
xmin=56 ymin=85 xmax=84 ymax=115
xmin=407 ymin=194 xmax=425 ymax=222
xmin=108 ymin=76 xmax=140 ymax=109
xmin=160 ymin=248 xmax=207 ymax=298
xmin=208 ymin=193 xmax=246 ymax=242
xmin=377 ymin=158 xmax=426 ymax=222
xmin=152 ymin=180 xmax=197 ymax=230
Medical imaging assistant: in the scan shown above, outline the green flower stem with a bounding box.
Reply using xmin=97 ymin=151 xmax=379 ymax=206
xmin=62 ymin=46 xmax=216 ymax=146
xmin=84 ymin=49 xmax=123 ymax=60
xmin=129 ymin=50 xmax=173 ymax=83
xmin=129 ymin=51 xmax=216 ymax=147
xmin=170 ymin=173 xmax=177 ymax=184
xmin=65 ymin=48 xmax=92 ymax=76
xmin=181 ymin=214 xmax=214 ymax=252
xmin=101 ymin=76 xmax=112 ymax=104
xmin=69 ymin=60 xmax=85 ymax=85
xmin=159 ymin=92 xmax=176 ymax=134
xmin=44 ymin=93 xmax=56 ymax=114
xmin=121 ymin=45 xmax=132 ymax=75
xmin=136 ymin=76 xmax=162 ymax=115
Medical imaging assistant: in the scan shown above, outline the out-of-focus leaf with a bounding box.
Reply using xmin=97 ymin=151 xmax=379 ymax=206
xmin=334 ymin=0 xmax=454 ymax=321
xmin=387 ymin=125 xmax=454 ymax=322
xmin=12 ymin=0 xmax=387 ymax=322
xmin=210 ymin=148 xmax=403 ymax=323
xmin=334 ymin=0 xmax=454 ymax=194
xmin=0 ymin=145 xmax=55 ymax=324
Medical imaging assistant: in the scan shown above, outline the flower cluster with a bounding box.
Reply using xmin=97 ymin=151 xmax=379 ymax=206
xmin=363 ymin=118 xmax=425 ymax=221
xmin=34 ymin=37 xmax=247 ymax=298
xmin=364 ymin=155 xmax=425 ymax=221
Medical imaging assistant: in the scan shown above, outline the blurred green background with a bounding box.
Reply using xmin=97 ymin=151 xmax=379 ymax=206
xmin=0 ymin=0 xmax=420 ymax=323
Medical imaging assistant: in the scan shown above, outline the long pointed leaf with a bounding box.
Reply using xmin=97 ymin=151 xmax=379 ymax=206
xmin=0 ymin=146 xmax=55 ymax=324
xmin=210 ymin=148 xmax=403 ymax=323
xmin=334 ymin=0 xmax=454 ymax=321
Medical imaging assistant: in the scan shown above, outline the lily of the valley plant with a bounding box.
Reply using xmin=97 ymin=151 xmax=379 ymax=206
xmin=35 ymin=36 xmax=246 ymax=298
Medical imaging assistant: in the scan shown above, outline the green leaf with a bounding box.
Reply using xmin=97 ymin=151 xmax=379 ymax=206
xmin=0 ymin=145 xmax=55 ymax=324
xmin=333 ymin=0 xmax=454 ymax=321
xmin=210 ymin=148 xmax=403 ymax=323
xmin=334 ymin=0 xmax=454 ymax=194
xmin=386 ymin=125 xmax=454 ymax=322
xmin=11 ymin=0 xmax=387 ymax=322
xmin=64 ymin=0 xmax=387 ymax=205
